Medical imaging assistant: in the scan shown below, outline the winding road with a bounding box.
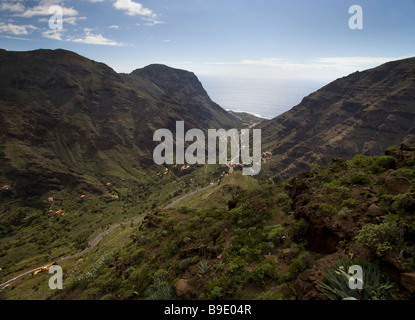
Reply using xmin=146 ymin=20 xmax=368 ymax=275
xmin=0 ymin=184 xmax=215 ymax=291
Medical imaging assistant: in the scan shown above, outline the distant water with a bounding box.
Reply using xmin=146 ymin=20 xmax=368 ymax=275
xmin=199 ymin=76 xmax=325 ymax=119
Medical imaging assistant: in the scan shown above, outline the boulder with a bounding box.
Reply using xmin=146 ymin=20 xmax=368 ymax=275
xmin=174 ymin=279 xmax=190 ymax=297
xmin=366 ymin=203 xmax=383 ymax=217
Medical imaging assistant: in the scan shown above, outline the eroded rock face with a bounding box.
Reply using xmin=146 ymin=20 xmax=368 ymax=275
xmin=261 ymin=57 xmax=415 ymax=183
xmin=400 ymin=273 xmax=415 ymax=294
xmin=305 ymin=226 xmax=339 ymax=254
xmin=0 ymin=49 xmax=241 ymax=197
xmin=385 ymin=177 xmax=412 ymax=195
xmin=293 ymin=252 xmax=344 ymax=300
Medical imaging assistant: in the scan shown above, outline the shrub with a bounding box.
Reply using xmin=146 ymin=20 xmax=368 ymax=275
xmin=282 ymin=198 xmax=293 ymax=213
xmin=386 ymin=145 xmax=399 ymax=152
xmin=323 ymin=180 xmax=351 ymax=197
xmin=131 ymin=248 xmax=146 ymax=264
xmin=390 ymin=168 xmax=415 ymax=180
xmin=288 ymin=252 xmax=311 ymax=277
xmin=275 ymin=192 xmax=290 ymax=204
xmin=355 ymin=221 xmax=404 ymax=256
xmin=376 ymin=156 xmax=397 ymax=170
xmin=341 ymin=198 xmax=358 ymax=209
xmin=249 ymin=260 xmax=278 ymax=287
xmin=266 ymin=224 xmax=285 ymax=244
xmin=390 ymin=193 xmax=412 ymax=213
xmin=344 ymin=173 xmax=371 ymax=186
xmin=238 ymin=247 xmax=248 ymax=257
xmin=317 ymin=203 xmax=338 ymax=216
xmin=209 ymin=286 xmax=224 ymax=300
xmin=351 ymin=154 xmax=373 ymax=168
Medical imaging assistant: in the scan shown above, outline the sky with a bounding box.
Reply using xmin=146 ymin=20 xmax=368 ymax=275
xmin=0 ymin=0 xmax=415 ymax=81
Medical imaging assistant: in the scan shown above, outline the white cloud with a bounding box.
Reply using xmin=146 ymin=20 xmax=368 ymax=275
xmin=42 ymin=28 xmax=64 ymax=40
xmin=108 ymin=25 xmax=120 ymax=29
xmin=113 ymin=0 xmax=152 ymax=16
xmin=113 ymin=0 xmax=162 ymax=25
xmin=70 ymin=28 xmax=125 ymax=46
xmin=206 ymin=55 xmax=412 ymax=71
xmin=0 ymin=22 xmax=37 ymax=35
xmin=143 ymin=19 xmax=163 ymax=26
xmin=38 ymin=15 xmax=87 ymax=25
xmin=0 ymin=2 xmax=25 ymax=13
xmin=1 ymin=35 xmax=32 ymax=41
xmin=17 ymin=0 xmax=78 ymax=18
xmin=64 ymin=16 xmax=87 ymax=25
xmin=313 ymin=56 xmax=412 ymax=67
xmin=196 ymin=55 xmax=415 ymax=80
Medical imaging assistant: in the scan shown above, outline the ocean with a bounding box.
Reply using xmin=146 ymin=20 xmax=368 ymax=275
xmin=199 ymin=76 xmax=326 ymax=119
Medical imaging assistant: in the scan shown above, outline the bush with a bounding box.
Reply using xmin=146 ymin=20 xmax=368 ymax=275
xmin=323 ymin=181 xmax=350 ymax=196
xmin=249 ymin=260 xmax=278 ymax=287
xmin=210 ymin=286 xmax=224 ymax=300
xmin=390 ymin=193 xmax=413 ymax=213
xmin=288 ymin=252 xmax=311 ymax=277
xmin=355 ymin=221 xmax=404 ymax=256
xmin=376 ymin=156 xmax=397 ymax=170
xmin=317 ymin=203 xmax=338 ymax=216
xmin=344 ymin=173 xmax=371 ymax=186
xmin=282 ymin=198 xmax=293 ymax=213
xmin=266 ymin=225 xmax=285 ymax=244
xmin=351 ymin=154 xmax=373 ymax=168
xmin=341 ymin=198 xmax=358 ymax=209
xmin=390 ymin=168 xmax=415 ymax=180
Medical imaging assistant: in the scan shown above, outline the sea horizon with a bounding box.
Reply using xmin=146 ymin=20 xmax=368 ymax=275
xmin=199 ymin=75 xmax=326 ymax=120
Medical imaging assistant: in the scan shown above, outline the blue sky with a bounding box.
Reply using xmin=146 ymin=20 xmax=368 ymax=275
xmin=0 ymin=0 xmax=415 ymax=81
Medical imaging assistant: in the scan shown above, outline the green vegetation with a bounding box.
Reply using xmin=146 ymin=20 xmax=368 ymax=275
xmin=3 ymin=146 xmax=415 ymax=301
xmin=1 ymin=48 xmax=415 ymax=301
xmin=355 ymin=220 xmax=404 ymax=256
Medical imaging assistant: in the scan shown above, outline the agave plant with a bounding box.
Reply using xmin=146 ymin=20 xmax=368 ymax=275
xmin=318 ymin=259 xmax=395 ymax=300
xmin=146 ymin=277 xmax=176 ymax=300
xmin=197 ymin=260 xmax=210 ymax=277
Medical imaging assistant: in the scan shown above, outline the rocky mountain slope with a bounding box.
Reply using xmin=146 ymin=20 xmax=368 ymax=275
xmin=5 ymin=145 xmax=413 ymax=300
xmin=260 ymin=57 xmax=415 ymax=182
xmin=0 ymin=49 xmax=240 ymax=197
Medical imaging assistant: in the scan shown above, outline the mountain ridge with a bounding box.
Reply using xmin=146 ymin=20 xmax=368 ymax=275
xmin=0 ymin=48 xmax=241 ymax=197
xmin=260 ymin=56 xmax=415 ymax=182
